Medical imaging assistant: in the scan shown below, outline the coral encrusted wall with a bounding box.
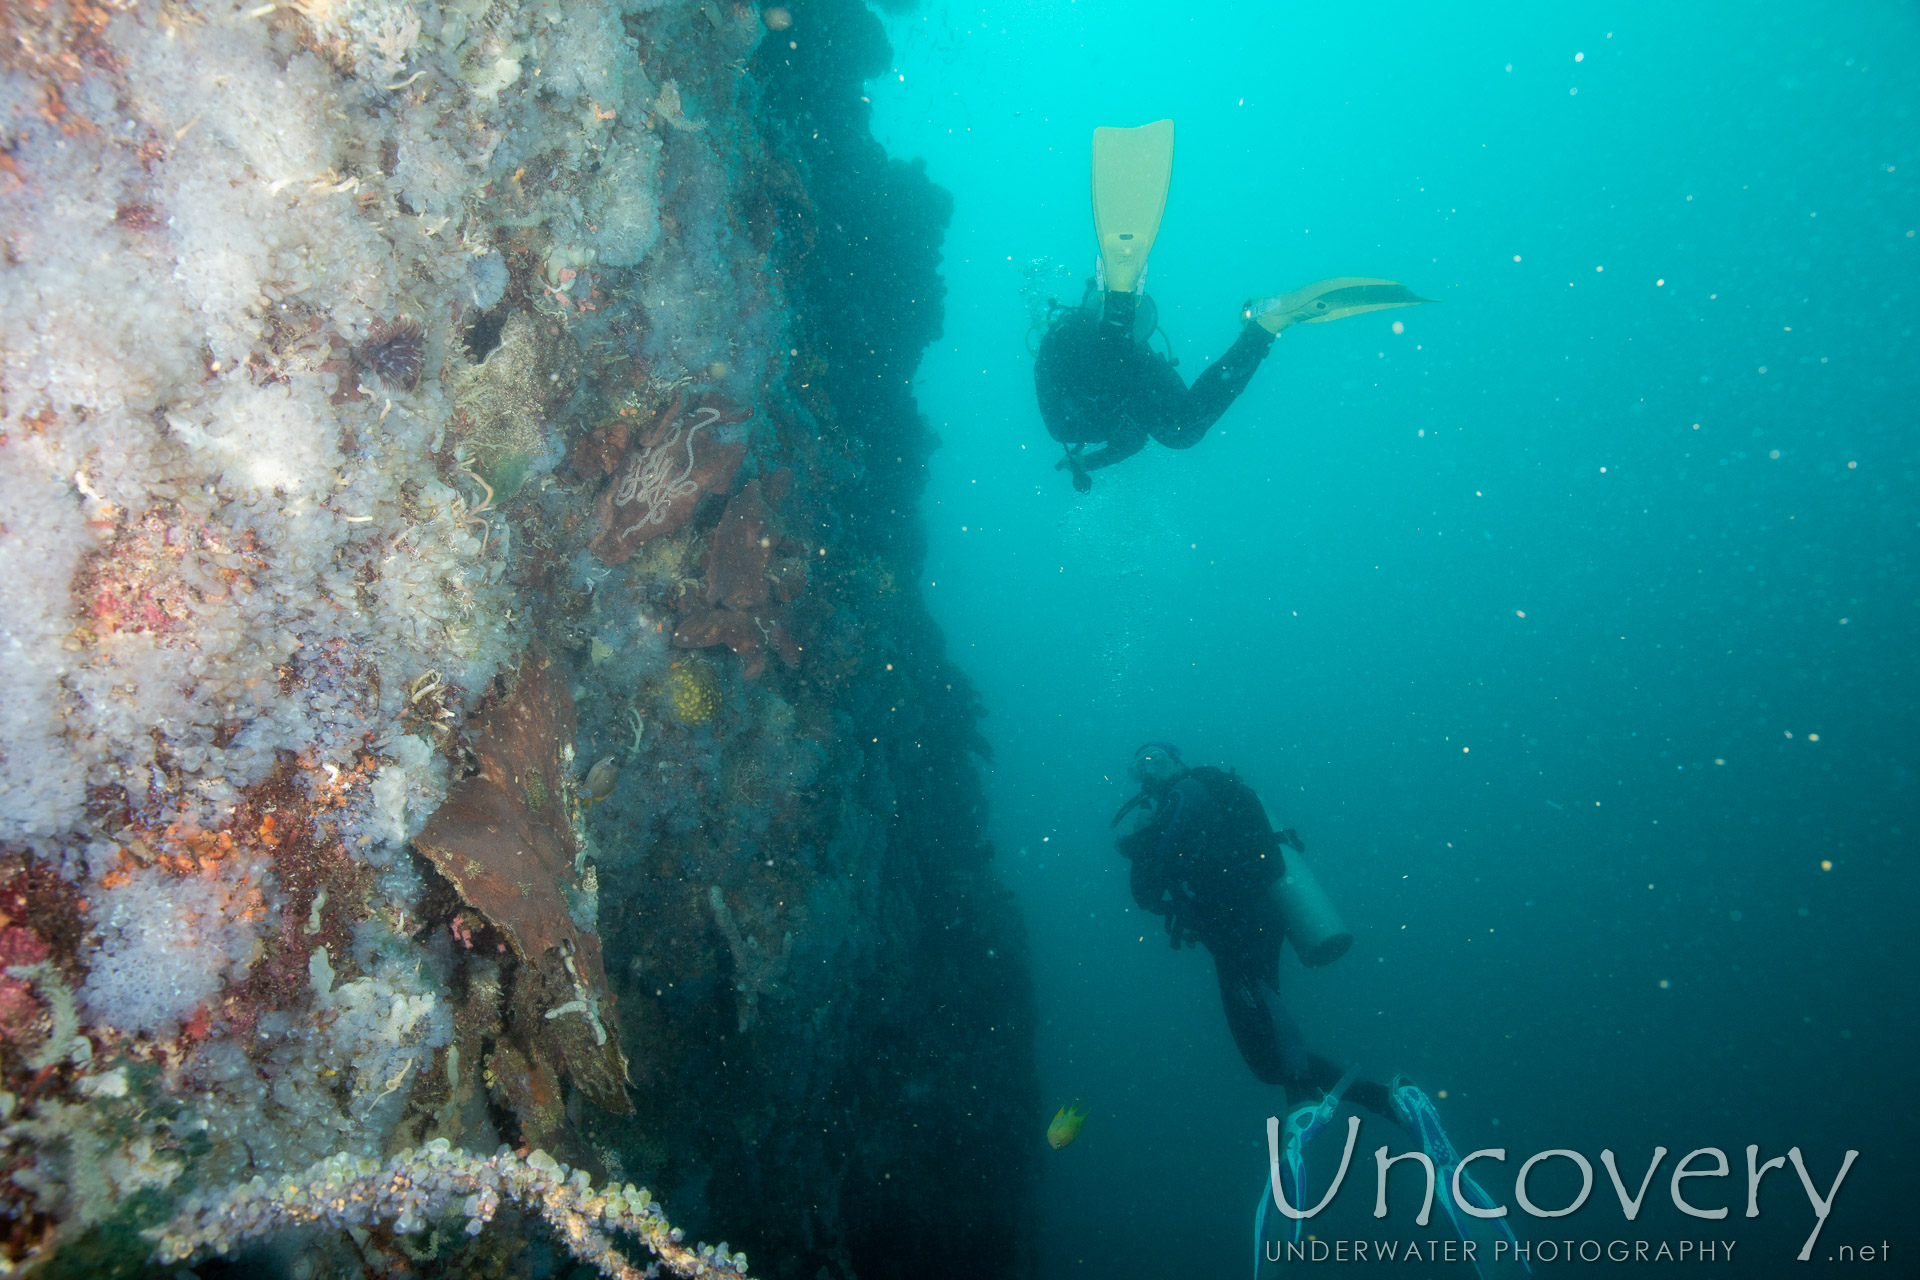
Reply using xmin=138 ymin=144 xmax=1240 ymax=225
xmin=0 ymin=0 xmax=1037 ymax=1273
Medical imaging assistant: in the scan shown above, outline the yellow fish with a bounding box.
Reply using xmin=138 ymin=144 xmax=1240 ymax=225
xmin=1047 ymin=1102 xmax=1089 ymax=1150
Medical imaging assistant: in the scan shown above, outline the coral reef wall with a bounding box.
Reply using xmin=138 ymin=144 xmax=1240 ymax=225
xmin=0 ymin=0 xmax=1035 ymax=1273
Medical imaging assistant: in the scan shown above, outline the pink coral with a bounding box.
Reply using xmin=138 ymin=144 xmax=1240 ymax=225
xmin=0 ymin=926 xmax=51 ymax=1043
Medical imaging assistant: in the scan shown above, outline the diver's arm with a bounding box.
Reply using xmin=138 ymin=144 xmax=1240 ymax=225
xmin=1129 ymin=852 xmax=1167 ymax=914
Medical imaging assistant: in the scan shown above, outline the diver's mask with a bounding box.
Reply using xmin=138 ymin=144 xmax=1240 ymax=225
xmin=1111 ymin=742 xmax=1186 ymax=830
xmin=1128 ymin=741 xmax=1184 ymax=789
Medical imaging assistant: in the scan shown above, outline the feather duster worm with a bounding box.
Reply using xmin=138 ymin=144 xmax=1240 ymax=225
xmin=358 ymin=316 xmax=426 ymax=391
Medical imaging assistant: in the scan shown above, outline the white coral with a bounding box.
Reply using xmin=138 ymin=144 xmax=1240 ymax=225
xmin=368 ymin=7 xmax=420 ymax=77
xmin=653 ymin=80 xmax=706 ymax=133
xmin=0 ymin=444 xmax=92 ymax=840
xmin=79 ymin=863 xmax=265 ymax=1037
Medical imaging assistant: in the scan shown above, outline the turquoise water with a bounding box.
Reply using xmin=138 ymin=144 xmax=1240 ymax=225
xmin=870 ymin=3 xmax=1916 ymax=1274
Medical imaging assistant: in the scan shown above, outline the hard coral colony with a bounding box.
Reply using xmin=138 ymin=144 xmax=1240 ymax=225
xmin=663 ymin=659 xmax=723 ymax=727
xmin=0 ymin=0 xmax=1036 ymax=1275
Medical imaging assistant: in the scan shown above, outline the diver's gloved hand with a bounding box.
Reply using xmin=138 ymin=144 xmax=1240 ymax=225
xmin=1054 ymin=453 xmax=1093 ymax=493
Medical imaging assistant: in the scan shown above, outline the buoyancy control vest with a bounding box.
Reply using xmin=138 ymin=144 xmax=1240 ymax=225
xmin=1114 ymin=767 xmax=1305 ymax=948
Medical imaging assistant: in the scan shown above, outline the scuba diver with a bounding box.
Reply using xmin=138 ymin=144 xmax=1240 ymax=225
xmin=1111 ymin=743 xmax=1529 ymax=1278
xmin=1036 ymin=119 xmax=1433 ymax=493
xmin=1111 ymin=742 xmax=1391 ymax=1115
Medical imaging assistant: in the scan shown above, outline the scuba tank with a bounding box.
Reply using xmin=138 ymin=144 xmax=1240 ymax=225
xmin=1027 ymin=276 xmax=1176 ymax=359
xmin=1267 ymin=849 xmax=1353 ymax=968
xmin=1182 ymin=766 xmax=1353 ymax=968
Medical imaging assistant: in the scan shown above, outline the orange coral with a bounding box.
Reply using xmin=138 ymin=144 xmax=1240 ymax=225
xmin=0 ymin=0 xmax=134 ymax=109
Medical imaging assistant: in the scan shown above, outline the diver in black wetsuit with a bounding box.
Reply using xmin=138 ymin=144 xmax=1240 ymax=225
xmin=1044 ymin=119 xmax=1432 ymax=493
xmin=1112 ymin=742 xmax=1396 ymax=1119
xmin=1114 ymin=743 xmax=1527 ymax=1259
xmin=1035 ymin=287 xmax=1276 ymax=493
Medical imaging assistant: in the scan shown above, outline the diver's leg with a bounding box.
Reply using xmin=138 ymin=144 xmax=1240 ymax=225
xmin=1214 ymin=952 xmax=1310 ymax=1088
xmin=1152 ymin=322 xmax=1277 ymax=450
xmin=1097 ymin=289 xmax=1138 ymax=342
xmin=1300 ymin=1052 xmax=1397 ymax=1123
xmin=1220 ymin=987 xmax=1397 ymax=1119
xmin=1075 ymin=421 xmax=1149 ymax=473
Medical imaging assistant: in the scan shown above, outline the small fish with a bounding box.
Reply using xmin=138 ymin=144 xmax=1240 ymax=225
xmin=583 ymin=755 xmax=619 ymax=809
xmin=1047 ymin=1101 xmax=1088 ymax=1150
xmin=1544 ymin=799 xmax=1564 ymax=811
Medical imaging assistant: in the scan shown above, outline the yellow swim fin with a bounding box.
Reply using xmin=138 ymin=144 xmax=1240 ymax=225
xmin=1245 ymin=276 xmax=1435 ymax=334
xmin=1091 ymin=119 xmax=1174 ymax=295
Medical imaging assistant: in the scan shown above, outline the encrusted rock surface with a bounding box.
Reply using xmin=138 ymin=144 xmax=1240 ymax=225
xmin=0 ymin=0 xmax=1035 ymax=1275
xmin=447 ymin=311 xmax=583 ymax=497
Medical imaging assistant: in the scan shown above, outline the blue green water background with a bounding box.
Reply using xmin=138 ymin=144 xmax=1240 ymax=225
xmin=863 ymin=2 xmax=1916 ymax=1273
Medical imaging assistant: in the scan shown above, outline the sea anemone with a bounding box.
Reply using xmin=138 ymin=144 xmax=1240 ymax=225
xmin=359 ymin=316 xmax=426 ymax=391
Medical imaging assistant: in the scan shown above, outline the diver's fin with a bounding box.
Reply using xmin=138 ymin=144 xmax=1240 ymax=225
xmin=1091 ymin=119 xmax=1174 ymax=295
xmin=1246 ymin=277 xmax=1435 ymax=334
xmin=1252 ymin=1172 xmax=1270 ymax=1280
xmin=1389 ymin=1079 xmax=1531 ymax=1279
xmin=1454 ymin=1163 xmax=1533 ymax=1279
xmin=1388 ymin=1077 xmax=1460 ymax=1165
